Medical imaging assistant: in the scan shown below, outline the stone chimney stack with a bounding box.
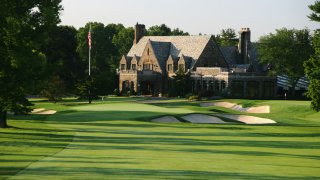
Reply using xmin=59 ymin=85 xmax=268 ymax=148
xmin=134 ymin=23 xmax=146 ymax=44
xmin=238 ymin=28 xmax=251 ymax=64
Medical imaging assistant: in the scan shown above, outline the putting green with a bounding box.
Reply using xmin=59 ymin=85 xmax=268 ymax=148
xmin=1 ymin=98 xmax=320 ymax=179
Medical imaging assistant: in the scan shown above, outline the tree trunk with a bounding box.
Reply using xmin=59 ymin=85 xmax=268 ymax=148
xmin=88 ymin=90 xmax=92 ymax=104
xmin=0 ymin=110 xmax=8 ymax=128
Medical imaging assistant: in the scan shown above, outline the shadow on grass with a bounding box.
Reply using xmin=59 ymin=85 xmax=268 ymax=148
xmin=0 ymin=166 xmax=318 ymax=179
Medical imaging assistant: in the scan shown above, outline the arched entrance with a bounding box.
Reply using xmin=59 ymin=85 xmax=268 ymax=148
xmin=141 ymin=81 xmax=154 ymax=95
xmin=122 ymin=80 xmax=130 ymax=94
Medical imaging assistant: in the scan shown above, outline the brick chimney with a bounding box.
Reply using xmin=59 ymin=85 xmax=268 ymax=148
xmin=134 ymin=23 xmax=146 ymax=44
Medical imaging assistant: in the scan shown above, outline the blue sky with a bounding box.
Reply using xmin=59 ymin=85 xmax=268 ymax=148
xmin=60 ymin=0 xmax=318 ymax=41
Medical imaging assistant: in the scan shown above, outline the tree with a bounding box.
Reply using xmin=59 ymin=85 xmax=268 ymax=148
xmin=76 ymin=77 xmax=97 ymax=104
xmin=304 ymin=0 xmax=320 ymax=111
xmin=147 ymin=24 xmax=171 ymax=36
xmin=112 ymin=27 xmax=134 ymax=56
xmin=41 ymin=75 xmax=66 ymax=103
xmin=44 ymin=26 xmax=82 ymax=95
xmin=76 ymin=22 xmax=122 ymax=103
xmin=147 ymin=24 xmax=189 ymax=36
xmin=170 ymin=67 xmax=190 ymax=97
xmin=258 ymin=28 xmax=313 ymax=96
xmin=0 ymin=0 xmax=62 ymax=128
xmin=219 ymin=28 xmax=238 ymax=46
xmin=171 ymin=28 xmax=189 ymax=36
xmin=308 ymin=0 xmax=320 ymax=22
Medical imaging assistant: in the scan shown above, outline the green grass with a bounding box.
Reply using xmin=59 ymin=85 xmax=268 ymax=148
xmin=1 ymin=98 xmax=320 ymax=179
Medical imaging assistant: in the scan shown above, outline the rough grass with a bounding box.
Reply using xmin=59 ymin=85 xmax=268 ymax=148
xmin=0 ymin=98 xmax=320 ymax=179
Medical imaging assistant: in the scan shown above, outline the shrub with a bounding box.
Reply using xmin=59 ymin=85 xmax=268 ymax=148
xmin=188 ymin=95 xmax=199 ymax=101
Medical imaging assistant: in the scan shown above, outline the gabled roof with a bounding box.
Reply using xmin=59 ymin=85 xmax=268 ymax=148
xmin=127 ymin=36 xmax=212 ymax=61
xmin=131 ymin=55 xmax=140 ymax=64
xmin=220 ymin=46 xmax=238 ymax=68
xmin=149 ymin=40 xmax=171 ymax=71
xmin=120 ymin=55 xmax=133 ymax=64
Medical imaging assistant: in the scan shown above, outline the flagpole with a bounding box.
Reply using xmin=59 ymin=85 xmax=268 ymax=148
xmin=88 ymin=24 xmax=91 ymax=76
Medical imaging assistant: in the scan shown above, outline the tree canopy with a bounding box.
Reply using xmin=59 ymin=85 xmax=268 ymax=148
xmin=112 ymin=27 xmax=134 ymax=56
xmin=304 ymin=0 xmax=320 ymax=111
xmin=0 ymin=0 xmax=63 ymax=128
xmin=215 ymin=28 xmax=238 ymax=46
xmin=258 ymin=28 xmax=313 ymax=95
xmin=147 ymin=24 xmax=189 ymax=36
xmin=308 ymin=0 xmax=320 ymax=22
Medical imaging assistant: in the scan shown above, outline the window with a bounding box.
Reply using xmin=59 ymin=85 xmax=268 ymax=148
xmin=167 ymin=64 xmax=173 ymax=71
xmin=121 ymin=64 xmax=126 ymax=70
xmin=143 ymin=64 xmax=151 ymax=70
xmin=132 ymin=64 xmax=136 ymax=70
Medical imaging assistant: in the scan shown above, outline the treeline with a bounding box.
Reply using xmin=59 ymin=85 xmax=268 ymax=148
xmin=39 ymin=23 xmax=190 ymax=102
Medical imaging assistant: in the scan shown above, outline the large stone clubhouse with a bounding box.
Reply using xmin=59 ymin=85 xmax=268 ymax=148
xmin=118 ymin=23 xmax=276 ymax=98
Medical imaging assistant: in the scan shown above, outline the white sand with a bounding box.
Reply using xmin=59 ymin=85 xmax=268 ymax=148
xmin=217 ymin=114 xmax=276 ymax=124
xmin=246 ymin=106 xmax=270 ymax=113
xmin=31 ymin=108 xmax=45 ymax=113
xmin=35 ymin=110 xmax=57 ymax=115
xmin=181 ymin=114 xmax=227 ymax=124
xmin=200 ymin=102 xmax=270 ymax=113
xmin=152 ymin=116 xmax=181 ymax=123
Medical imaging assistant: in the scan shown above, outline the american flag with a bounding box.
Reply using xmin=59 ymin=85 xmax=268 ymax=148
xmin=88 ymin=30 xmax=91 ymax=49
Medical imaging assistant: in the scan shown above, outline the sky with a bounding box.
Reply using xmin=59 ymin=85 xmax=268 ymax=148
xmin=60 ymin=0 xmax=319 ymax=41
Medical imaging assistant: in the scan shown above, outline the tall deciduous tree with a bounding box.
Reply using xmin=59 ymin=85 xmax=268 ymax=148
xmin=258 ymin=28 xmax=313 ymax=95
xmin=43 ymin=25 xmax=82 ymax=97
xmin=76 ymin=22 xmax=122 ymax=103
xmin=0 ymin=0 xmax=62 ymax=128
xmin=304 ymin=0 xmax=320 ymax=111
xmin=112 ymin=27 xmax=134 ymax=56
xmin=147 ymin=24 xmax=189 ymax=36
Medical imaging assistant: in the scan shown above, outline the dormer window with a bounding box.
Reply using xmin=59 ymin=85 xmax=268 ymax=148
xmin=132 ymin=64 xmax=136 ymax=70
xmin=143 ymin=64 xmax=152 ymax=70
xmin=168 ymin=64 xmax=173 ymax=72
xmin=121 ymin=64 xmax=126 ymax=70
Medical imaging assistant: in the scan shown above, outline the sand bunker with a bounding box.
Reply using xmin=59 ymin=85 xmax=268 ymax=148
xmin=31 ymin=108 xmax=45 ymax=113
xmin=201 ymin=102 xmax=270 ymax=113
xmin=36 ymin=110 xmax=57 ymax=115
xmin=32 ymin=108 xmax=57 ymax=115
xmin=152 ymin=116 xmax=181 ymax=123
xmin=217 ymin=114 xmax=276 ymax=124
xmin=181 ymin=114 xmax=227 ymax=124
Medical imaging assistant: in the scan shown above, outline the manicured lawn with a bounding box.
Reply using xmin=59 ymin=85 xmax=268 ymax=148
xmin=1 ymin=97 xmax=320 ymax=179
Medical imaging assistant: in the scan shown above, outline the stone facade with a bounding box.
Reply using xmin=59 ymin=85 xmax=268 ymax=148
xmin=118 ymin=23 xmax=276 ymax=98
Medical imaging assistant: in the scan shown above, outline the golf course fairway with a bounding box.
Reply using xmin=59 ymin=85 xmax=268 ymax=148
xmin=1 ymin=98 xmax=319 ymax=179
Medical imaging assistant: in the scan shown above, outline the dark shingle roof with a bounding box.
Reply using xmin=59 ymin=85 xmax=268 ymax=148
xmin=220 ymin=46 xmax=238 ymax=68
xmin=149 ymin=40 xmax=171 ymax=71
